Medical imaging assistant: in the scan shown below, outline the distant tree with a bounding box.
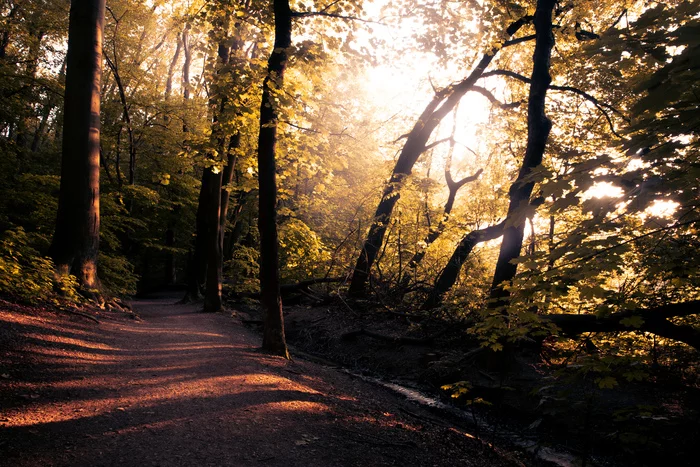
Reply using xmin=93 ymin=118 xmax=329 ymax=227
xmin=49 ymin=0 xmax=106 ymax=292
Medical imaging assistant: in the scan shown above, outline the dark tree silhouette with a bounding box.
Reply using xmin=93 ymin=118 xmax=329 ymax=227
xmin=489 ymin=0 xmax=556 ymax=306
xmin=49 ymin=0 xmax=106 ymax=292
xmin=256 ymin=0 xmax=292 ymax=358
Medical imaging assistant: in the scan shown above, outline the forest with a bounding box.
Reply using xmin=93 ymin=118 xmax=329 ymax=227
xmin=1 ymin=0 xmax=699 ymax=465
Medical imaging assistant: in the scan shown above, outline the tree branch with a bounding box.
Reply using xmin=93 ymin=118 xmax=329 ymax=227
xmin=472 ymin=85 xmax=522 ymax=109
xmin=423 ymin=136 xmax=453 ymax=152
xmin=544 ymin=301 xmax=700 ymax=350
xmin=481 ymin=69 xmax=627 ymax=137
xmin=291 ymin=10 xmax=380 ymax=24
xmin=503 ymin=34 xmax=537 ymax=47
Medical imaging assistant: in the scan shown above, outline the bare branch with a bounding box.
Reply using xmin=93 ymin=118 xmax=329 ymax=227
xmin=472 ymin=85 xmax=522 ymax=109
xmin=291 ymin=10 xmax=382 ymax=25
xmin=423 ymin=136 xmax=453 ymax=152
xmin=482 ymin=69 xmax=627 ymax=120
xmin=503 ymin=34 xmax=537 ymax=47
xmin=545 ymin=300 xmax=700 ymax=350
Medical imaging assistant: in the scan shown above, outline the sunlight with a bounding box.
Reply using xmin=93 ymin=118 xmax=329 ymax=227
xmin=645 ymin=199 xmax=679 ymax=218
xmin=584 ymin=181 xmax=624 ymax=200
xmin=357 ymin=2 xmax=493 ymax=169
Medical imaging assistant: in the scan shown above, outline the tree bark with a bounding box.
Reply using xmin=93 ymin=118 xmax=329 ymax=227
xmin=202 ymin=22 xmax=240 ymax=312
xmin=49 ymin=0 xmax=106 ymax=291
xmin=219 ymin=133 xmax=240 ymax=243
xmin=348 ymin=15 xmax=533 ymax=297
xmin=489 ymin=0 xmax=555 ymax=306
xmin=182 ymin=23 xmax=191 ymax=101
xmin=203 ymin=166 xmax=224 ymax=312
xmin=256 ymin=0 xmax=292 ymax=358
xmin=184 ymin=171 xmax=211 ymax=301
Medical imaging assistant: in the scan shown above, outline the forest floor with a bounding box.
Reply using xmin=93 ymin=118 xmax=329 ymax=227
xmin=0 ymin=294 xmax=527 ymax=467
xmin=267 ymin=299 xmax=699 ymax=467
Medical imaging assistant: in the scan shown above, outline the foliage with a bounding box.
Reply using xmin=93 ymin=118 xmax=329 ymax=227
xmin=278 ymin=218 xmax=330 ymax=282
xmin=0 ymin=227 xmax=80 ymax=304
xmin=225 ymin=245 xmax=260 ymax=294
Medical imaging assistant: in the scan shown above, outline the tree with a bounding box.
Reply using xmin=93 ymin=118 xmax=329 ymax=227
xmin=347 ymin=14 xmax=535 ymax=297
xmin=49 ymin=0 xmax=107 ymax=291
xmin=257 ymin=0 xmax=292 ymax=358
xmin=487 ymin=0 xmax=556 ymax=305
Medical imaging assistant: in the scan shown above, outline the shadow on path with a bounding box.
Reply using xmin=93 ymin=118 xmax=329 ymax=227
xmin=0 ymin=296 xmax=515 ymax=467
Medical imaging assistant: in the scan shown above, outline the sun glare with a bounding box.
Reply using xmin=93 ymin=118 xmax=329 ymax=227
xmin=645 ymin=199 xmax=679 ymax=218
xmin=584 ymin=181 xmax=624 ymax=199
xmin=356 ymin=1 xmax=494 ymax=171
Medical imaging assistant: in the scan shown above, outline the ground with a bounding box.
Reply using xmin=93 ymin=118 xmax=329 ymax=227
xmin=273 ymin=299 xmax=699 ymax=467
xmin=0 ymin=295 xmax=524 ymax=467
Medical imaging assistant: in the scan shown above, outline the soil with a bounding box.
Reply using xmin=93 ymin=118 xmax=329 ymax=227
xmin=0 ymin=294 xmax=526 ymax=467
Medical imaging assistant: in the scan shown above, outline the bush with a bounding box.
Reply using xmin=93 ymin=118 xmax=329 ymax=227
xmin=98 ymin=252 xmax=139 ymax=296
xmin=225 ymin=245 xmax=260 ymax=294
xmin=0 ymin=227 xmax=80 ymax=304
xmin=278 ymin=218 xmax=330 ymax=282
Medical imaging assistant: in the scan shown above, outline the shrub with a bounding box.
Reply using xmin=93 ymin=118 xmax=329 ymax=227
xmin=0 ymin=227 xmax=80 ymax=304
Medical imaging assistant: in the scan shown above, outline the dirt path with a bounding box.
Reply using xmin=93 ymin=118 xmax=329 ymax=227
xmin=0 ymin=295 xmax=521 ymax=467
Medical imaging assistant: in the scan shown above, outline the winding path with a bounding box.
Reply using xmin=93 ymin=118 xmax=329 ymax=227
xmin=0 ymin=295 xmax=515 ymax=466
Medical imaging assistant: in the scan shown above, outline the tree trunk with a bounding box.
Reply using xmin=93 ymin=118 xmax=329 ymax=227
xmin=104 ymin=54 xmax=136 ymax=185
xmin=489 ymin=0 xmax=555 ymax=306
xmin=422 ymin=221 xmax=505 ymax=309
xmin=182 ymin=23 xmax=191 ymax=102
xmin=49 ymin=0 xmax=106 ymax=292
xmin=185 ymin=172 xmax=211 ymax=301
xmin=203 ymin=166 xmax=224 ymax=312
xmin=220 ymin=133 xmax=240 ymax=242
xmin=256 ymin=0 xmax=292 ymax=358
xmin=165 ymin=31 xmax=183 ymax=101
xmin=201 ymin=31 xmax=236 ymax=313
xmin=348 ymin=15 xmax=533 ymax=297
xmin=180 ymin=21 xmax=197 ymax=301
xmin=400 ymin=167 xmax=482 ymax=289
xmin=223 ymin=190 xmax=247 ymax=261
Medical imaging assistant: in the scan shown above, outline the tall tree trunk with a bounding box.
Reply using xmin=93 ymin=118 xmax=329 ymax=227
xmin=49 ymin=0 xmax=106 ymax=291
xmin=256 ymin=0 xmax=291 ymax=358
xmin=182 ymin=23 xmax=191 ymax=100
xmin=347 ymin=16 xmax=533 ymax=297
xmin=203 ymin=38 xmax=233 ymax=314
xmin=181 ymin=21 xmax=199 ymax=301
xmin=185 ymin=168 xmax=212 ymax=301
xmin=220 ymin=133 xmax=240 ymax=243
xmin=203 ymin=167 xmax=224 ymax=312
xmin=489 ymin=0 xmax=555 ymax=306
xmin=223 ymin=189 xmax=248 ymax=261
